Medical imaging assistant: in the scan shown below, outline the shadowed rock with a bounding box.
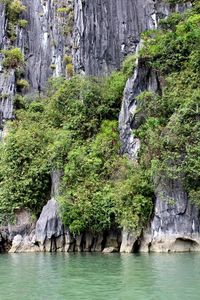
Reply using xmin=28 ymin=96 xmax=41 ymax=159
xmin=35 ymin=199 xmax=64 ymax=251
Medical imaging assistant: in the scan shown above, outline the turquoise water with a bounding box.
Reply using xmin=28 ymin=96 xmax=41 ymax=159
xmin=0 ymin=253 xmax=199 ymax=300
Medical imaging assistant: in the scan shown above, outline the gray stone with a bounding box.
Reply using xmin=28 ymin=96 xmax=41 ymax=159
xmin=9 ymin=232 xmax=40 ymax=253
xmin=8 ymin=208 xmax=33 ymax=241
xmin=51 ymin=170 xmax=61 ymax=198
xmin=35 ymin=198 xmax=64 ymax=251
xmin=120 ymin=229 xmax=138 ymax=253
xmin=104 ymin=229 xmax=122 ymax=252
xmin=73 ymin=0 xmax=191 ymax=76
xmin=0 ymin=4 xmax=6 ymax=47
xmin=91 ymin=234 xmax=104 ymax=252
xmin=140 ymin=179 xmax=200 ymax=252
xmin=0 ymin=69 xmax=15 ymax=123
xmin=9 ymin=234 xmax=23 ymax=253
xmin=102 ymin=247 xmax=118 ymax=253
xmin=73 ymin=0 xmax=170 ymax=76
xmin=119 ymin=44 xmax=159 ymax=158
xmin=0 ymin=0 xmax=73 ymax=125
xmin=64 ymin=230 xmax=73 ymax=252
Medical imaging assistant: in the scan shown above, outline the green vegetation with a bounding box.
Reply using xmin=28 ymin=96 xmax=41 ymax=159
xmin=16 ymin=79 xmax=29 ymax=90
xmin=122 ymin=54 xmax=136 ymax=77
xmin=1 ymin=0 xmax=199 ymax=234
xmin=0 ymin=66 xmax=153 ymax=231
xmin=18 ymin=19 xmax=28 ymax=28
xmin=66 ymin=63 xmax=73 ymax=77
xmin=0 ymin=0 xmax=27 ymax=40
xmin=1 ymin=48 xmax=24 ymax=69
xmin=56 ymin=3 xmax=74 ymax=36
xmin=135 ymin=1 xmax=200 ymax=206
xmin=63 ymin=55 xmax=72 ymax=65
xmin=57 ymin=6 xmax=72 ymax=15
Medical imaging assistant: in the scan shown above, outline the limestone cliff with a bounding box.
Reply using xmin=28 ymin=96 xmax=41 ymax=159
xmin=119 ymin=52 xmax=200 ymax=253
xmin=0 ymin=0 xmax=73 ymax=126
xmin=117 ymin=1 xmax=200 ymax=253
xmin=1 ymin=0 xmax=199 ymax=253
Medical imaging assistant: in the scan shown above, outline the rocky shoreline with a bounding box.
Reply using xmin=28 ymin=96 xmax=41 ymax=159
xmin=1 ymin=197 xmax=199 ymax=254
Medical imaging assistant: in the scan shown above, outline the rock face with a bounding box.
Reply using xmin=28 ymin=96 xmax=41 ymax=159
xmin=74 ymin=0 xmax=161 ymax=75
xmin=73 ymin=0 xmax=191 ymax=76
xmin=119 ymin=46 xmax=159 ymax=158
xmin=118 ymin=1 xmax=197 ymax=253
xmin=0 ymin=0 xmax=190 ymax=125
xmin=140 ymin=180 xmax=200 ymax=252
xmin=34 ymin=200 xmax=121 ymax=252
xmin=1 ymin=0 xmax=198 ymax=253
xmin=118 ymin=56 xmax=200 ymax=253
xmin=9 ymin=198 xmax=122 ymax=253
xmin=118 ymin=53 xmax=159 ymax=253
xmin=2 ymin=208 xmax=35 ymax=253
xmin=0 ymin=0 xmax=73 ymax=126
xmin=21 ymin=0 xmax=73 ymax=92
xmin=35 ymin=198 xmax=65 ymax=251
xmin=120 ymin=230 xmax=139 ymax=253
xmin=118 ymin=0 xmax=191 ymax=158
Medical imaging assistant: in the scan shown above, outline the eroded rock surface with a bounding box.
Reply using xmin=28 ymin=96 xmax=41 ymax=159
xmin=1 ymin=0 xmax=197 ymax=253
xmin=35 ymin=199 xmax=64 ymax=251
xmin=0 ymin=0 xmax=73 ymax=125
xmin=140 ymin=180 xmax=200 ymax=252
xmin=118 ymin=2 xmax=197 ymax=253
xmin=74 ymin=0 xmax=160 ymax=75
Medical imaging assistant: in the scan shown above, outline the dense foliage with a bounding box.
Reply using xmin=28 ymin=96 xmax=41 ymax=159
xmin=135 ymin=1 xmax=200 ymax=205
xmin=1 ymin=48 xmax=24 ymax=68
xmin=0 ymin=66 xmax=153 ymax=232
xmin=1 ymin=1 xmax=199 ymax=234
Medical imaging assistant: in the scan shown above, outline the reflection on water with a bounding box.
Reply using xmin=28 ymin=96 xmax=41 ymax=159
xmin=0 ymin=253 xmax=199 ymax=300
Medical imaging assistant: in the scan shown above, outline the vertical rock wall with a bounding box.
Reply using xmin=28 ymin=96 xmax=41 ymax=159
xmin=73 ymin=0 xmax=191 ymax=76
xmin=21 ymin=0 xmax=73 ymax=92
xmin=140 ymin=179 xmax=200 ymax=252
xmin=0 ymin=4 xmax=14 ymax=123
xmin=0 ymin=0 xmax=73 ymax=126
xmin=1 ymin=0 xmax=198 ymax=253
xmin=118 ymin=1 xmax=199 ymax=253
xmin=73 ymin=0 xmax=158 ymax=75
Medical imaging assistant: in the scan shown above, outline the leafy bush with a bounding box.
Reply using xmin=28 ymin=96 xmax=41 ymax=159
xmin=16 ymin=79 xmax=29 ymax=90
xmin=0 ymin=69 xmax=153 ymax=229
xmin=0 ymin=0 xmax=27 ymax=40
xmin=122 ymin=54 xmax=136 ymax=77
xmin=2 ymin=48 xmax=24 ymax=69
xmin=141 ymin=4 xmax=200 ymax=74
xmin=135 ymin=1 xmax=200 ymax=206
xmin=18 ymin=19 xmax=28 ymax=28
xmin=0 ymin=112 xmax=52 ymax=222
xmin=66 ymin=63 xmax=73 ymax=77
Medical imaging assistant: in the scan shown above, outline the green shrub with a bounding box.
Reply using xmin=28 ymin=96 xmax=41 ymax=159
xmin=122 ymin=54 xmax=136 ymax=77
xmin=2 ymin=48 xmax=24 ymax=69
xmin=134 ymin=1 xmax=200 ymax=207
xmin=16 ymin=79 xmax=29 ymax=90
xmin=66 ymin=63 xmax=73 ymax=77
xmin=63 ymin=55 xmax=72 ymax=65
xmin=0 ymin=64 xmax=153 ymax=229
xmin=50 ymin=64 xmax=56 ymax=70
xmin=57 ymin=6 xmax=72 ymax=14
xmin=0 ymin=113 xmax=52 ymax=222
xmin=8 ymin=0 xmax=26 ymax=15
xmin=18 ymin=19 xmax=28 ymax=28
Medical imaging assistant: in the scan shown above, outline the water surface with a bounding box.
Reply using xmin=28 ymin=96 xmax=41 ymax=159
xmin=0 ymin=252 xmax=199 ymax=300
